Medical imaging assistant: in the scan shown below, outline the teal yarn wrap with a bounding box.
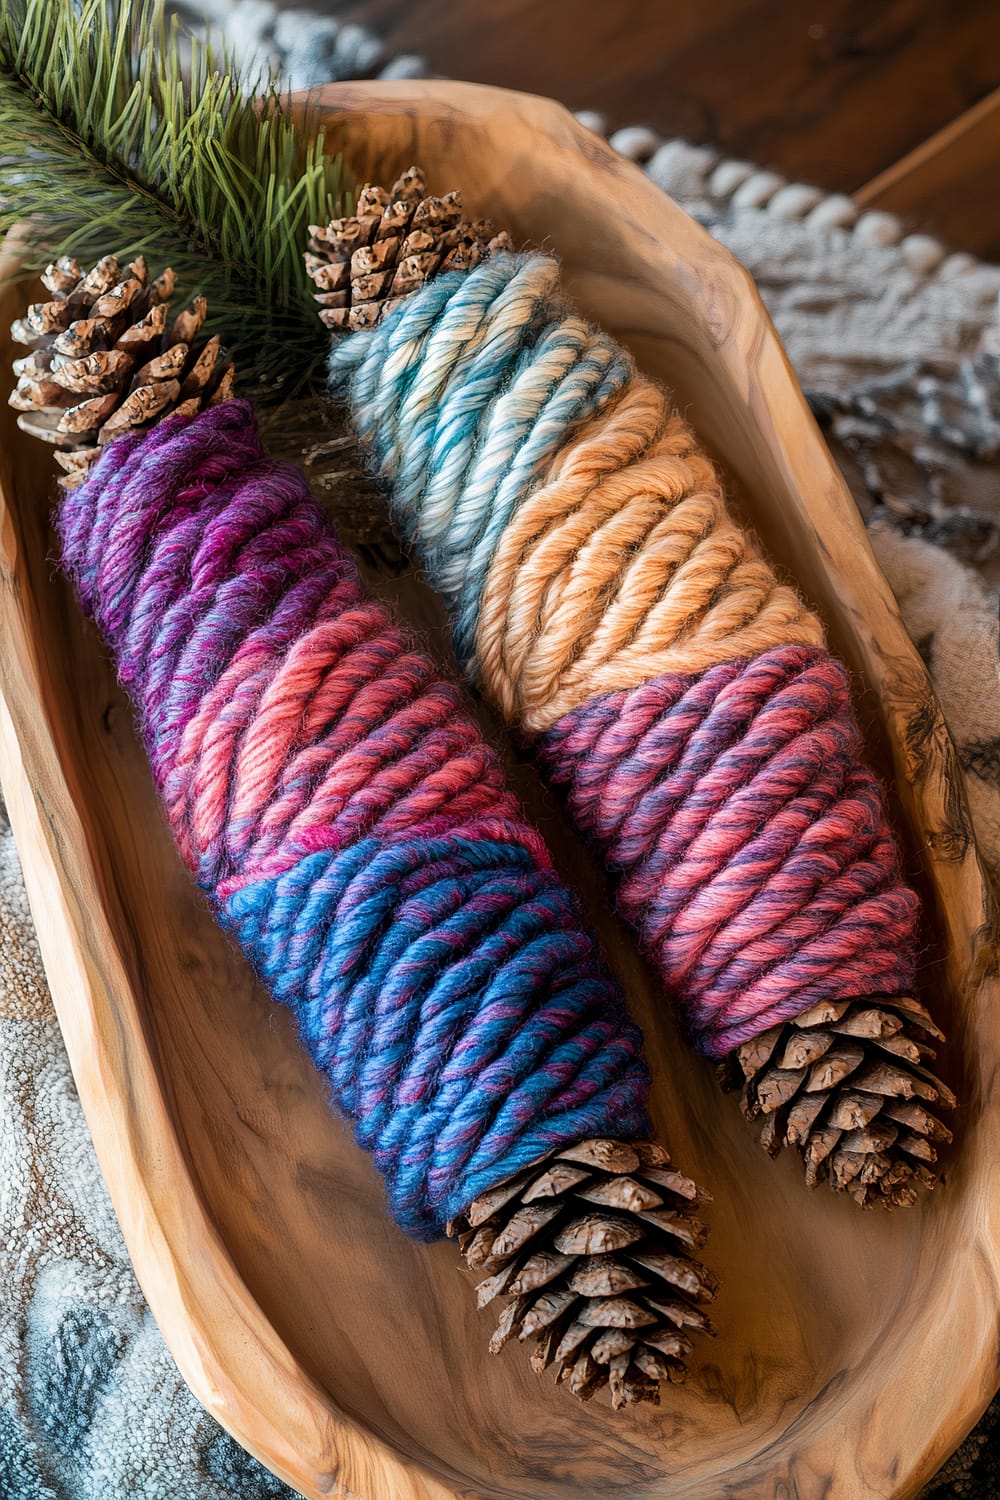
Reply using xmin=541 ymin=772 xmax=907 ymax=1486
xmin=330 ymin=252 xmax=631 ymax=669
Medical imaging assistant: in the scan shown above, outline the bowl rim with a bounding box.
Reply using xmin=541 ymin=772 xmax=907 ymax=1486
xmin=1 ymin=75 xmax=998 ymax=1500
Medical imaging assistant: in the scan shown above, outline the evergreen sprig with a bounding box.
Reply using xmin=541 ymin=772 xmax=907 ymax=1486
xmin=0 ymin=0 xmax=351 ymax=393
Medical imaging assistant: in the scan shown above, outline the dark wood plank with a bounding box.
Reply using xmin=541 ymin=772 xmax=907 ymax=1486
xmin=857 ymin=84 xmax=1000 ymax=257
xmin=312 ymin=0 xmax=1000 ymax=194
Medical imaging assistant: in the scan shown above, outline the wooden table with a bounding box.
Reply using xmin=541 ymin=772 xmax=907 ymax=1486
xmin=291 ymin=0 xmax=1000 ymax=257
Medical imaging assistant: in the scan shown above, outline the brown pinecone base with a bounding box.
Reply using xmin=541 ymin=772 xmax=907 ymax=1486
xmin=10 ymin=254 xmax=233 ymax=484
xmin=305 ymin=166 xmax=513 ymax=332
xmin=723 ymin=995 xmax=955 ymax=1206
xmin=449 ymin=1137 xmax=717 ymax=1409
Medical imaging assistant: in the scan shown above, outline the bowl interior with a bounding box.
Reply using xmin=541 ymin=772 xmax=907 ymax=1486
xmin=2 ymin=80 xmax=999 ymax=1500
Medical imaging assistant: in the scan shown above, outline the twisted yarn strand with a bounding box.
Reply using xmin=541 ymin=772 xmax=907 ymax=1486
xmin=332 ymin=255 xmax=634 ymax=666
xmin=536 ymin=645 xmax=919 ymax=1056
xmin=56 ymin=400 xmax=650 ymax=1238
xmin=330 ymin=251 xmax=923 ymax=1062
xmin=478 ymin=376 xmax=822 ymax=730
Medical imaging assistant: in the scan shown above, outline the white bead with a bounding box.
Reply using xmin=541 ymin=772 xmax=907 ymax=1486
xmin=731 ymin=170 xmax=787 ymax=210
xmin=766 ymin=183 xmax=825 ymax=220
xmin=645 ymin=139 xmax=718 ymax=198
xmin=853 ymin=210 xmax=904 ymax=247
xmin=608 ymin=125 xmax=661 ymax=162
xmin=899 ymin=234 xmax=947 ymax=274
xmin=973 ymin=268 xmax=1000 ymax=301
xmin=574 ymin=109 xmax=607 ymax=136
xmin=332 ymin=21 xmax=384 ymax=72
xmin=708 ymin=159 xmax=756 ymax=198
xmin=379 ymin=53 xmax=426 ymax=80
xmin=806 ymin=193 xmax=860 ymax=230
xmin=938 ymin=251 xmax=978 ymax=278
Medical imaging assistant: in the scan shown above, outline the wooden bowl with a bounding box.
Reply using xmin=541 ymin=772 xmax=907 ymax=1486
xmin=1 ymin=79 xmax=998 ymax=1500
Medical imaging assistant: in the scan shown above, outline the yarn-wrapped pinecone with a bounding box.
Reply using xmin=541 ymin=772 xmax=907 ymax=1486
xmin=726 ymin=994 xmax=955 ymax=1206
xmin=11 ymin=266 xmax=718 ymax=1410
xmin=10 ymin=253 xmax=233 ymax=484
xmin=450 ymin=1137 xmax=717 ymax=1408
xmin=304 ymin=166 xmax=514 ymax=332
xmin=318 ymin=168 xmax=958 ymax=1215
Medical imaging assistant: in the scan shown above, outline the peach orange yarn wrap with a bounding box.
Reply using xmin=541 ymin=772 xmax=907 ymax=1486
xmin=475 ymin=373 xmax=824 ymax=732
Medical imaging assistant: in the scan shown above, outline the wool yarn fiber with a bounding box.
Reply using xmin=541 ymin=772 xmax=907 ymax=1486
xmin=331 ymin=250 xmax=922 ymax=1061
xmin=56 ymin=398 xmax=651 ymax=1238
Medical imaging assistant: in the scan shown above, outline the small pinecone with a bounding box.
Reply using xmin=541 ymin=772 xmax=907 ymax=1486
xmin=305 ymin=165 xmax=514 ymax=332
xmin=448 ymin=1137 xmax=717 ymax=1409
xmin=725 ymin=995 xmax=955 ymax=1207
xmin=9 ymin=254 xmax=234 ymax=485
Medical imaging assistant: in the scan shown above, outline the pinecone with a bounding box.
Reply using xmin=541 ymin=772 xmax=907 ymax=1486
xmin=305 ymin=165 xmax=514 ymax=332
xmin=448 ymin=1137 xmax=717 ymax=1409
xmin=725 ymin=994 xmax=955 ymax=1206
xmin=9 ymin=253 xmax=234 ymax=484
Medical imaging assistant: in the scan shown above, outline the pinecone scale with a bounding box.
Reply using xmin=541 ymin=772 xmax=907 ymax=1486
xmin=448 ymin=1137 xmax=717 ymax=1409
xmin=727 ymin=994 xmax=955 ymax=1206
xmin=305 ymin=166 xmax=514 ymax=332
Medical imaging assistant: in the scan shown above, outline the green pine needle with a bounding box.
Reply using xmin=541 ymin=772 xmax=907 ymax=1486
xmin=0 ymin=0 xmax=351 ymax=395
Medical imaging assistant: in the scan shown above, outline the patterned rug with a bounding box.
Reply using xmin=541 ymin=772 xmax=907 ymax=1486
xmin=2 ymin=6 xmax=999 ymax=1496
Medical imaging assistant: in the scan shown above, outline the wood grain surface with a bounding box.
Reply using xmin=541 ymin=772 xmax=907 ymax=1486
xmin=2 ymin=78 xmax=1000 ymax=1500
xmin=292 ymin=0 xmax=1000 ymax=253
xmin=305 ymin=0 xmax=1000 ymax=194
xmin=858 ymin=83 xmax=1000 ymax=259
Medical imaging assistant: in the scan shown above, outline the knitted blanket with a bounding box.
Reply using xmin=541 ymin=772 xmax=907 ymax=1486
xmin=2 ymin=8 xmax=999 ymax=1496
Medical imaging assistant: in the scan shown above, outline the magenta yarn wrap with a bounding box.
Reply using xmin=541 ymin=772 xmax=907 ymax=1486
xmin=53 ymin=400 xmax=651 ymax=1238
xmin=535 ymin=646 xmax=920 ymax=1059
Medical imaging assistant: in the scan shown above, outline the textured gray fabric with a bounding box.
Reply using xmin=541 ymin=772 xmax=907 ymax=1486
xmin=2 ymin=9 xmax=999 ymax=1496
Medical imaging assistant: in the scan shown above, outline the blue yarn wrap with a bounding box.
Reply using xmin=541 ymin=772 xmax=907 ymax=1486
xmin=223 ymin=836 xmax=650 ymax=1236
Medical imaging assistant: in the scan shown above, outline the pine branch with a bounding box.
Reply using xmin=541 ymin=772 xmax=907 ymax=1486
xmin=0 ymin=0 xmax=351 ymax=395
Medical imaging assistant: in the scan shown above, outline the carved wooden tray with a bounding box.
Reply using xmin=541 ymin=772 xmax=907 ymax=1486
xmin=1 ymin=79 xmax=998 ymax=1500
